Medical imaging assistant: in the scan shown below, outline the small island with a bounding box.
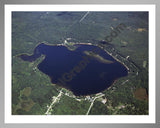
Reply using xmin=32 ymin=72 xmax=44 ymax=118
xmin=84 ymin=50 xmax=114 ymax=64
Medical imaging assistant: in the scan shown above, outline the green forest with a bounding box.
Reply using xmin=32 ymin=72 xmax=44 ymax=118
xmin=12 ymin=12 xmax=148 ymax=115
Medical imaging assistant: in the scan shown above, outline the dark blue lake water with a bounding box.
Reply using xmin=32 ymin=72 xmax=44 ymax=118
xmin=20 ymin=43 xmax=128 ymax=96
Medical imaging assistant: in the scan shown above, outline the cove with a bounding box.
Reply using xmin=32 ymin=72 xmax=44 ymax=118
xmin=19 ymin=43 xmax=128 ymax=96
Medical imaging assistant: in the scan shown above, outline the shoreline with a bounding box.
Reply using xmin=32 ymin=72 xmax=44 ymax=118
xmin=17 ymin=42 xmax=130 ymax=97
xmin=17 ymin=42 xmax=130 ymax=73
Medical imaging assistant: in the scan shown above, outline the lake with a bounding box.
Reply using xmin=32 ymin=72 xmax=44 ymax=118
xmin=20 ymin=43 xmax=128 ymax=96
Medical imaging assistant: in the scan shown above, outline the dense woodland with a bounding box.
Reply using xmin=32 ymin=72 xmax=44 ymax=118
xmin=12 ymin=12 xmax=148 ymax=115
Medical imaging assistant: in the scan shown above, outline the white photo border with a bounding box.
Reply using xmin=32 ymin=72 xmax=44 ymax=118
xmin=5 ymin=4 xmax=156 ymax=123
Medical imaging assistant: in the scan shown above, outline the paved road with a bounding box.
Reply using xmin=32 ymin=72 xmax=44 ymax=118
xmin=45 ymin=89 xmax=63 ymax=115
xmin=86 ymin=94 xmax=105 ymax=115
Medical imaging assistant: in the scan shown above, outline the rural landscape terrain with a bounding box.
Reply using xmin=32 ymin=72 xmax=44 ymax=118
xmin=12 ymin=12 xmax=148 ymax=115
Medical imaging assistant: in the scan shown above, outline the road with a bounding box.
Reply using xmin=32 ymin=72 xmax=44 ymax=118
xmin=45 ymin=89 xmax=63 ymax=115
xmin=79 ymin=11 xmax=90 ymax=22
xmin=86 ymin=94 xmax=105 ymax=115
